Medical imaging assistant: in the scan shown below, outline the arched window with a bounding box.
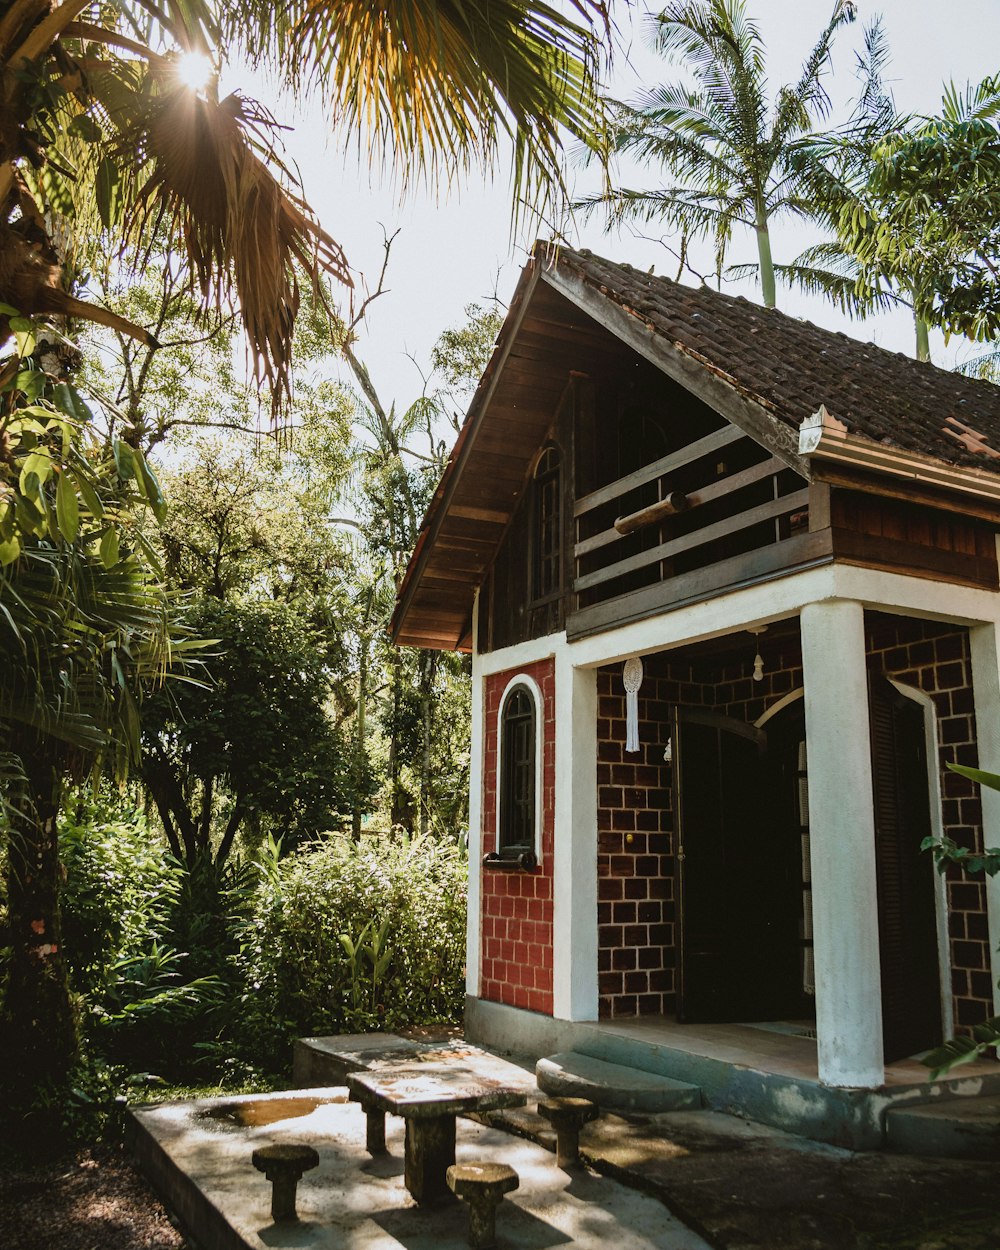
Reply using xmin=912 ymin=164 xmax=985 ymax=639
xmin=533 ymin=444 xmax=561 ymax=601
xmin=497 ymin=679 xmax=540 ymax=862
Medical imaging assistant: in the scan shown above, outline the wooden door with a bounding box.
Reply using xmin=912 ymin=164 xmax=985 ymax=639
xmin=869 ymin=678 xmax=943 ymax=1063
xmin=673 ymin=708 xmax=802 ymax=1022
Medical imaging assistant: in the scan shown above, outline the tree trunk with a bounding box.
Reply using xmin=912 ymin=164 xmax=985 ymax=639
xmin=755 ymin=208 xmax=777 ymax=309
xmin=419 ymin=650 xmax=438 ymax=837
xmin=352 ymin=635 xmax=368 ymax=841
xmin=1 ymin=756 xmax=78 ymax=1095
xmin=389 ymin=649 xmax=404 ymax=828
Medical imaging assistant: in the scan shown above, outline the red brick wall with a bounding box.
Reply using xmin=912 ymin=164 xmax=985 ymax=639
xmin=596 ymin=615 xmax=993 ymax=1033
xmin=479 ymin=659 xmax=555 ymax=1014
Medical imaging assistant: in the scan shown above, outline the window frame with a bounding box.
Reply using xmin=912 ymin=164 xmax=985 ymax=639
xmin=531 ymin=443 xmax=562 ymax=604
xmin=494 ymin=673 xmax=544 ymax=866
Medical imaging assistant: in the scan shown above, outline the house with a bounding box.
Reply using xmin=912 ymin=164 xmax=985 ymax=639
xmin=391 ymin=241 xmax=1000 ymax=1148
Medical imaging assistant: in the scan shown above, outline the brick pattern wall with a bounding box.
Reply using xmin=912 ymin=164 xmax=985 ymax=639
xmin=596 ymin=668 xmax=678 ymax=1018
xmin=479 ymin=659 xmax=555 ymax=1015
xmin=595 ymin=616 xmax=993 ymax=1033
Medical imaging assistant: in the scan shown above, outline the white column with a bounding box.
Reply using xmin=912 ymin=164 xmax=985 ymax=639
xmin=466 ymin=596 xmax=485 ymax=999
xmin=552 ymin=656 xmax=599 ymax=1020
xmin=970 ymin=621 xmax=1000 ymax=1015
xmin=801 ymin=599 xmax=884 ymax=1088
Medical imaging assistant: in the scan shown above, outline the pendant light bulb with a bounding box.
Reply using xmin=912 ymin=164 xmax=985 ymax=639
xmin=753 ymin=651 xmax=764 ymax=682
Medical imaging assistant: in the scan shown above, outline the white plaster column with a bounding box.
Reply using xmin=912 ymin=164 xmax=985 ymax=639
xmin=800 ymin=599 xmax=884 ymax=1088
xmin=969 ymin=620 xmax=1000 ymax=1015
xmin=552 ymin=655 xmax=599 ymax=1020
xmin=465 ymin=595 xmax=485 ymax=998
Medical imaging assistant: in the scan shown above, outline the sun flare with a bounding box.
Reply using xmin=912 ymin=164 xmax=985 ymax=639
xmin=174 ymin=51 xmax=214 ymax=92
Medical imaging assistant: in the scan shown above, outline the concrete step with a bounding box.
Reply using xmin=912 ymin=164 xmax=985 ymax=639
xmin=885 ymin=1094 xmax=1000 ymax=1159
xmin=537 ymin=1051 xmax=702 ymax=1113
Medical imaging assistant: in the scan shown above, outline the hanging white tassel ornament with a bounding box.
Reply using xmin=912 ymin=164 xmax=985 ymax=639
xmin=623 ymin=656 xmax=644 ymax=754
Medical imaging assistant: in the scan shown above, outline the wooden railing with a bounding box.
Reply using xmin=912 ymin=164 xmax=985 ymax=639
xmin=573 ymin=427 xmax=809 ymax=609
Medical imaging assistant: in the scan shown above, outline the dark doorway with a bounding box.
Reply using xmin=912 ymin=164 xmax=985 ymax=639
xmin=671 ymin=684 xmax=944 ymax=1059
xmin=869 ymin=677 xmax=943 ymax=1063
xmin=672 ymin=707 xmax=803 ymax=1022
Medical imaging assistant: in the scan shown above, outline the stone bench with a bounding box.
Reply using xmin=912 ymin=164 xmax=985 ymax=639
xmin=251 ymin=1143 xmax=319 ymax=1221
xmin=447 ymin=1162 xmax=519 ymax=1249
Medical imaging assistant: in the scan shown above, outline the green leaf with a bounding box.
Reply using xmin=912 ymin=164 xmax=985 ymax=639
xmin=947 ymin=762 xmax=1000 ymax=793
xmin=56 ymin=469 xmax=80 ymax=542
xmin=10 ymin=316 xmax=36 ymax=358
xmin=95 ymin=156 xmax=121 ymax=230
xmin=19 ymin=452 xmax=51 ymax=494
xmin=52 ymin=383 xmax=95 ymax=425
xmin=112 ymin=441 xmax=136 ymax=481
xmin=133 ymin=447 xmax=167 ymax=522
xmin=73 ymin=469 xmax=105 ymax=520
xmin=0 ymin=535 xmax=21 ymax=565
xmin=99 ymin=528 xmax=120 ymax=569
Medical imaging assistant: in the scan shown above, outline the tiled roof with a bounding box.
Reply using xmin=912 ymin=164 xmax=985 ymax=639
xmin=556 ymin=246 xmax=1000 ymax=472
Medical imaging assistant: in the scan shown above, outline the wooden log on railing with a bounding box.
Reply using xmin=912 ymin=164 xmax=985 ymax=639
xmin=614 ymin=491 xmax=691 ymax=536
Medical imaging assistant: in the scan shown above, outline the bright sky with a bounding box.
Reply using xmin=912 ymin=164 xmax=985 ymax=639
xmin=224 ymin=1 xmax=999 ymax=412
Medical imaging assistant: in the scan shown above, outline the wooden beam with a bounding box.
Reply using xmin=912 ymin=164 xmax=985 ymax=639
xmin=574 ymin=488 xmax=810 ymax=593
xmin=576 ymin=454 xmax=786 ymax=558
xmin=567 ymin=530 xmax=835 ymax=640
xmin=615 ymin=491 xmax=690 ymax=535
xmin=575 ymin=425 xmax=744 ymax=516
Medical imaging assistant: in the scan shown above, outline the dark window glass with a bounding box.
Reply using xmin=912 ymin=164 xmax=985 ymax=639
xmin=533 ymin=445 xmax=561 ymax=600
xmin=499 ymin=684 xmax=536 ymax=853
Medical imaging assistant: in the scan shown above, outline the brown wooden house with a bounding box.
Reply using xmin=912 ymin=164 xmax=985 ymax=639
xmin=391 ymin=242 xmax=1000 ymax=1147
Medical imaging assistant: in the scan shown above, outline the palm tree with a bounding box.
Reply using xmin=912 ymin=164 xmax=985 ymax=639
xmin=577 ymin=0 xmax=855 ymax=308
xmin=1 ymin=0 xmax=609 ymax=410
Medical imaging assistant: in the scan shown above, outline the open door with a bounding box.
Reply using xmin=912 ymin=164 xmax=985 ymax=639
xmin=869 ymin=678 xmax=943 ymax=1063
xmin=673 ymin=708 xmax=803 ymax=1022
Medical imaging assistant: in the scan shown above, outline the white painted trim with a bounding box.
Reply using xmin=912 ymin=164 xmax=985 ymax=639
xmin=969 ymin=621 xmax=1000 ymax=1016
xmin=754 ymin=687 xmax=804 ymax=729
xmin=466 ymin=591 xmax=484 ymax=998
xmin=562 ymin=564 xmax=1000 ymax=675
xmin=552 ymin=659 xmax=599 ymax=1020
xmin=495 ymin=672 xmax=545 ymax=864
xmin=888 ymin=680 xmax=955 ymax=1040
xmin=477 ymin=633 xmax=561 ymax=678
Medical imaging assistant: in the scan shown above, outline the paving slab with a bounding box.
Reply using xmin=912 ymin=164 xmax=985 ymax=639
xmin=128 ymin=1087 xmax=712 ymax=1250
xmin=537 ymin=1053 xmax=702 ymax=1113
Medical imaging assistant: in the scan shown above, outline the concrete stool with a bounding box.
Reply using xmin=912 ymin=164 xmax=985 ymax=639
xmin=251 ymin=1143 xmax=319 ymax=1221
xmin=446 ymin=1162 xmax=519 ymax=1249
xmin=537 ymin=1097 xmax=599 ymax=1168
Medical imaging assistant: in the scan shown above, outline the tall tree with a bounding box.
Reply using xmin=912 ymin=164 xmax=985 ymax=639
xmin=2 ymin=0 xmax=609 ymax=407
xmin=578 ymin=0 xmax=856 ymax=308
xmin=0 ymin=350 xmax=179 ymax=1092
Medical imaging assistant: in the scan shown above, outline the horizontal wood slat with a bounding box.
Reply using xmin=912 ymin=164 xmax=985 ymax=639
xmin=574 ymin=425 xmax=743 ymax=517
xmin=574 ymin=487 xmax=810 ymax=593
xmin=575 ymin=454 xmax=787 ymax=557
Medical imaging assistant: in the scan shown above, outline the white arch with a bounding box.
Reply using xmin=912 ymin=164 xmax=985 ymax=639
xmin=495 ymin=673 xmax=545 ymax=863
xmin=888 ymin=679 xmax=954 ymax=1040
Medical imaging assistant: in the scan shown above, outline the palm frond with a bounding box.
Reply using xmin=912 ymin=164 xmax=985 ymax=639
xmin=955 ymin=343 xmax=1000 ymax=384
xmin=225 ymin=0 xmax=609 ymax=222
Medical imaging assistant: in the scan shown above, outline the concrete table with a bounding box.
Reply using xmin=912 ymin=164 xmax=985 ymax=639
xmin=347 ymin=1067 xmax=527 ymax=1206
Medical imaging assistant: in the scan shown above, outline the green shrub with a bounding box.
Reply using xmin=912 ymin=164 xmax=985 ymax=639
xmin=235 ymin=832 xmax=467 ymax=1068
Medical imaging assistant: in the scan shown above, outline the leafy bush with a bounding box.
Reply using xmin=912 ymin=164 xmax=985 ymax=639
xmin=236 ymin=832 xmax=467 ymax=1067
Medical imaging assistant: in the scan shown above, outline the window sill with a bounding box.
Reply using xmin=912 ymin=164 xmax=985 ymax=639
xmin=482 ymin=850 xmax=538 ymax=871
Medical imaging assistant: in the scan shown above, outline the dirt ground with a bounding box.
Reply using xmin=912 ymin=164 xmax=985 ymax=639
xmin=0 ymin=1147 xmax=191 ymax=1250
